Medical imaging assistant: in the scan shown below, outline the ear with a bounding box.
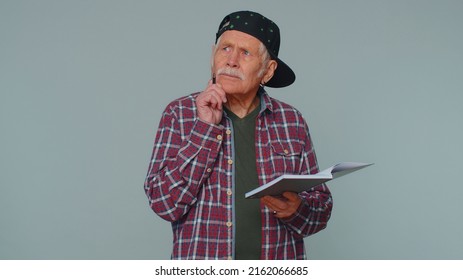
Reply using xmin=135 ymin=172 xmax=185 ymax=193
xmin=261 ymin=60 xmax=278 ymax=85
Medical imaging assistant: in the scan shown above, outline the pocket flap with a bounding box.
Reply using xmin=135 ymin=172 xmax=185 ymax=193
xmin=271 ymin=141 xmax=303 ymax=156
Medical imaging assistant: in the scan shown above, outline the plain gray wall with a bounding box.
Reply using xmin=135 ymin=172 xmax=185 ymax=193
xmin=1 ymin=0 xmax=462 ymax=259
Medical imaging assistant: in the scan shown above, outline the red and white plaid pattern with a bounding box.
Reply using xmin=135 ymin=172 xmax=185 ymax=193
xmin=144 ymin=89 xmax=332 ymax=259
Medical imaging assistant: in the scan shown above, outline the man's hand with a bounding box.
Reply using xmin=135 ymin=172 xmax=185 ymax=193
xmin=261 ymin=192 xmax=302 ymax=219
xmin=196 ymin=80 xmax=227 ymax=124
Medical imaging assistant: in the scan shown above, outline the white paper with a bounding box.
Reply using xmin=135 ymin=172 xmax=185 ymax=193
xmin=245 ymin=162 xmax=373 ymax=199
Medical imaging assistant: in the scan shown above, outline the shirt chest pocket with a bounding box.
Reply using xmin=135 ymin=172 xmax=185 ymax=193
xmin=270 ymin=141 xmax=304 ymax=174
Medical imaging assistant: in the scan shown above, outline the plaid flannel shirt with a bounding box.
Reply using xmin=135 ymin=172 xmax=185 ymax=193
xmin=144 ymin=89 xmax=332 ymax=260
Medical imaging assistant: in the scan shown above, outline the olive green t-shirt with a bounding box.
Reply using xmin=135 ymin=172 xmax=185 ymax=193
xmin=224 ymin=103 xmax=262 ymax=260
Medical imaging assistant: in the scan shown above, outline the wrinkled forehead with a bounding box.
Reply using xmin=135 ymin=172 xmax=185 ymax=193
xmin=215 ymin=30 xmax=263 ymax=50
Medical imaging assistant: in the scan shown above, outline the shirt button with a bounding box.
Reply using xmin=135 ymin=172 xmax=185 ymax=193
xmin=226 ymin=221 xmax=232 ymax=227
xmin=227 ymin=159 xmax=233 ymax=165
xmin=217 ymin=135 xmax=223 ymax=141
xmin=284 ymin=149 xmax=289 ymax=155
xmin=227 ymin=190 xmax=232 ymax=196
xmin=225 ymin=129 xmax=232 ymax=135
xmin=206 ymin=168 xmax=212 ymax=173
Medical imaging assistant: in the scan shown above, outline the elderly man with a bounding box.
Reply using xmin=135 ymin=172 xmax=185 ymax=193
xmin=144 ymin=11 xmax=332 ymax=260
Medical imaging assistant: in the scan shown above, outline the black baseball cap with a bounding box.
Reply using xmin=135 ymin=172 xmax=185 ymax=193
xmin=215 ymin=11 xmax=296 ymax=88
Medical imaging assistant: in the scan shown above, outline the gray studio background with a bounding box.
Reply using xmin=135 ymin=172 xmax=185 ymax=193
xmin=1 ymin=0 xmax=462 ymax=259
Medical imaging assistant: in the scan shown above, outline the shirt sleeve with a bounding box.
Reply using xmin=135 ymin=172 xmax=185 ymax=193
xmin=280 ymin=116 xmax=333 ymax=238
xmin=144 ymin=101 xmax=223 ymax=222
xmin=281 ymin=183 xmax=333 ymax=238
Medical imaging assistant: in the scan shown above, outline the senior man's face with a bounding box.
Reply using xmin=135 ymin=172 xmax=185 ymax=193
xmin=212 ymin=30 xmax=275 ymax=97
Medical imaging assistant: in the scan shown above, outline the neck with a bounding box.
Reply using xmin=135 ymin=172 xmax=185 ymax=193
xmin=224 ymin=91 xmax=260 ymax=119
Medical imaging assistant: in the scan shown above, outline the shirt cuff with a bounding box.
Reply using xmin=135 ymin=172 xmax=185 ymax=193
xmin=188 ymin=119 xmax=224 ymax=152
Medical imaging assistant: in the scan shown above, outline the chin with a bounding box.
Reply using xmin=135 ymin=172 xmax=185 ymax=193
xmin=221 ymin=82 xmax=243 ymax=95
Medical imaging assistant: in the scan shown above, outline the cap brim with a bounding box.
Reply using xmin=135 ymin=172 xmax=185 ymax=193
xmin=266 ymin=57 xmax=295 ymax=88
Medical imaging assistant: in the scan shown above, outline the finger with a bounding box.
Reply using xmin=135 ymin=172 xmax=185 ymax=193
xmin=261 ymin=197 xmax=278 ymax=212
xmin=261 ymin=199 xmax=294 ymax=219
xmin=203 ymin=83 xmax=227 ymax=103
xmin=262 ymin=194 xmax=300 ymax=219
xmin=197 ymin=90 xmax=216 ymax=106
xmin=282 ymin=192 xmax=302 ymax=209
xmin=210 ymin=84 xmax=227 ymax=103
xmin=206 ymin=93 xmax=223 ymax=110
xmin=282 ymin=192 xmax=299 ymax=202
xmin=262 ymin=195 xmax=288 ymax=211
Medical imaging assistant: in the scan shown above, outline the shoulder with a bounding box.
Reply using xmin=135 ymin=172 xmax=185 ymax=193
xmin=264 ymin=93 xmax=306 ymax=124
xmin=162 ymin=92 xmax=200 ymax=118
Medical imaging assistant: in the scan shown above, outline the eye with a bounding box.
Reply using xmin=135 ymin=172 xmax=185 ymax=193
xmin=243 ymin=50 xmax=251 ymax=56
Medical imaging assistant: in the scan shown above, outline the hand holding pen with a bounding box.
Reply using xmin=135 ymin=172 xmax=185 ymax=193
xmin=195 ymin=73 xmax=227 ymax=125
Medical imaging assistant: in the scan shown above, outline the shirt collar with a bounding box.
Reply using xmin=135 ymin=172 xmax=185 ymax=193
xmin=258 ymin=86 xmax=274 ymax=114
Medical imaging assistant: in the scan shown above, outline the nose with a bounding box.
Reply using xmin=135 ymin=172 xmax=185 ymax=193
xmin=226 ymin=49 xmax=239 ymax=68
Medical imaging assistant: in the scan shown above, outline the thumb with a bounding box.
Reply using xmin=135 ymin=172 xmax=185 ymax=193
xmin=282 ymin=192 xmax=299 ymax=201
